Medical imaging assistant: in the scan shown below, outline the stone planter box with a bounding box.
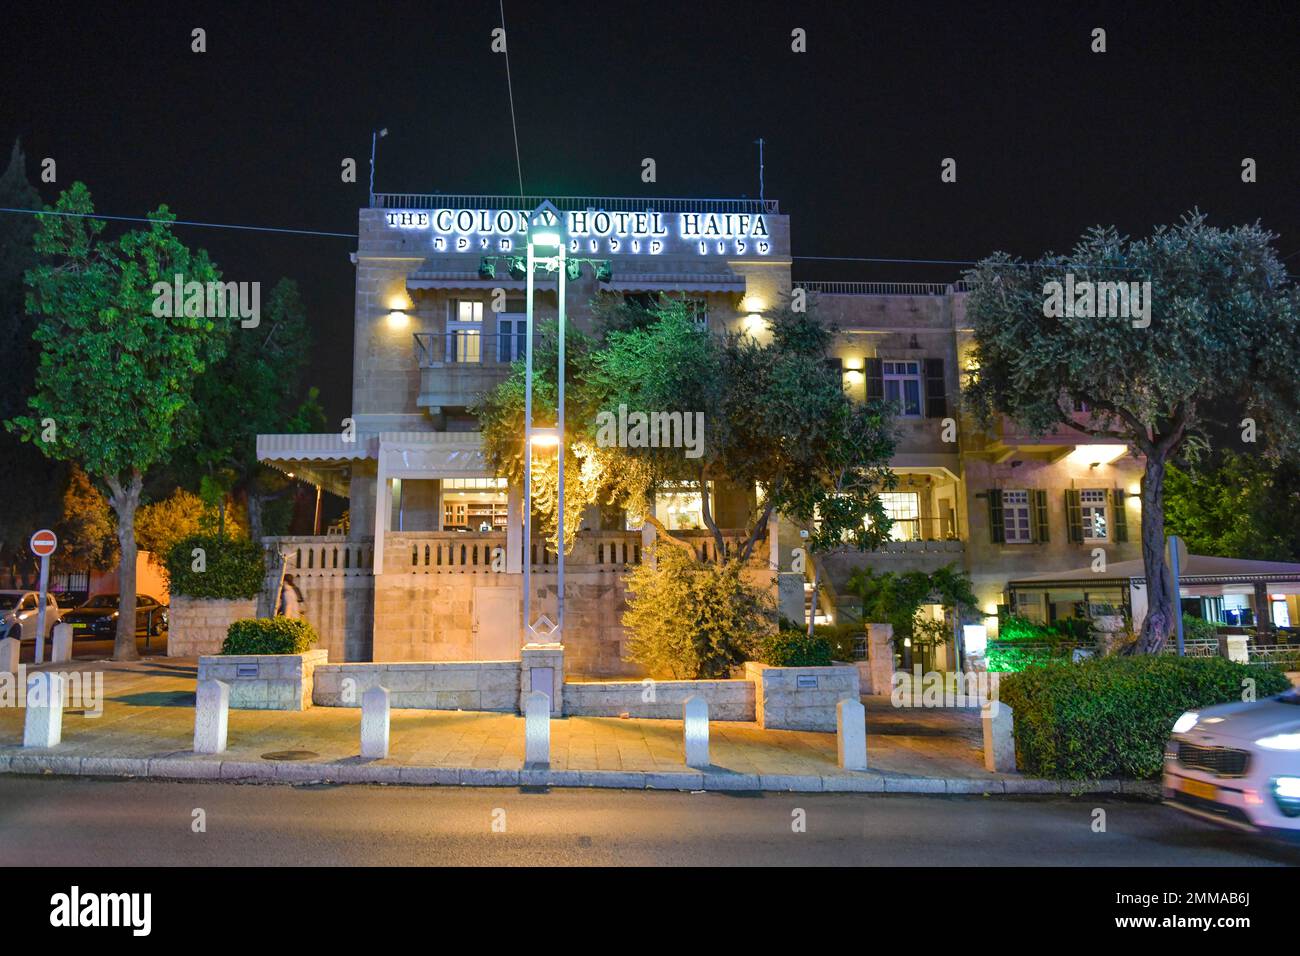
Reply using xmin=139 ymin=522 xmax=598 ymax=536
xmin=197 ymin=649 xmax=328 ymax=710
xmin=312 ymin=661 xmax=520 ymax=711
xmin=168 ymin=596 xmax=258 ymax=657
xmin=743 ymin=662 xmax=861 ymax=731
xmin=563 ymin=678 xmax=756 ymax=721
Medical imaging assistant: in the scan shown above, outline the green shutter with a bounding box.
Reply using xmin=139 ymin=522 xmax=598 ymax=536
xmin=1112 ymin=488 xmax=1129 ymax=543
xmin=924 ymin=358 xmax=947 ymax=418
xmin=864 ymin=357 xmax=884 ymax=402
xmin=988 ymin=490 xmax=1005 ymax=544
xmin=1033 ymin=489 xmax=1050 ymax=543
xmin=1065 ymin=489 xmax=1083 ymax=543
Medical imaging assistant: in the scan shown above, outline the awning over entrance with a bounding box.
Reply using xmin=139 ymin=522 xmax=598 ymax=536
xmin=605 ymin=272 xmax=746 ymax=293
xmin=256 ymin=433 xmax=377 ymax=497
xmin=1007 ymin=554 xmax=1300 ymax=591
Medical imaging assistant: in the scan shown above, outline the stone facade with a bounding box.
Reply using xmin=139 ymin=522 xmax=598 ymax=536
xmin=168 ymin=597 xmax=257 ymax=657
xmin=197 ymin=650 xmax=328 ymax=710
xmin=744 ymin=662 xmax=862 ymax=731
xmin=312 ymin=661 xmax=519 ymax=711
xmin=563 ymin=678 xmax=756 ymax=721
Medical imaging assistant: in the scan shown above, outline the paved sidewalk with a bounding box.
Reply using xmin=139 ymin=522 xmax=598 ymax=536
xmin=0 ymin=658 xmax=1156 ymax=795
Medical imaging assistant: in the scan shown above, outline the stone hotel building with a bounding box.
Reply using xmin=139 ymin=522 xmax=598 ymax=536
xmin=255 ymin=193 xmax=1145 ymax=674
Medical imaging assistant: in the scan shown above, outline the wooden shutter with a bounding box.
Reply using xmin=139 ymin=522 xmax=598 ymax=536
xmin=1033 ymin=489 xmax=1050 ymax=543
xmin=924 ymin=358 xmax=947 ymax=418
xmin=1065 ymin=489 xmax=1083 ymax=543
xmin=1112 ymin=488 xmax=1129 ymax=542
xmin=865 ymin=357 xmax=884 ymax=402
xmin=988 ymin=490 xmax=1005 ymax=544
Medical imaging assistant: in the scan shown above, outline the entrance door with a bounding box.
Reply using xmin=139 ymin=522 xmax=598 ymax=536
xmin=473 ymin=586 xmax=521 ymax=660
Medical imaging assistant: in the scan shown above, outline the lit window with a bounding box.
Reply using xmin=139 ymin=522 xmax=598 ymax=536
xmin=879 ymin=492 xmax=921 ymax=541
xmin=1003 ymin=490 xmax=1032 ymax=544
xmin=447 ymin=300 xmax=483 ymax=363
xmin=883 ymin=361 xmax=923 ymax=417
xmin=1081 ymin=489 xmax=1108 ymax=540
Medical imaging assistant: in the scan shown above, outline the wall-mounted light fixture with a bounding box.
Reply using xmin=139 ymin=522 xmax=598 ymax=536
xmin=386 ymin=309 xmax=409 ymax=330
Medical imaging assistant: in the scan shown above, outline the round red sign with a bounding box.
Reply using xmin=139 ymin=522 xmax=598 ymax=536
xmin=30 ymin=529 xmax=58 ymax=557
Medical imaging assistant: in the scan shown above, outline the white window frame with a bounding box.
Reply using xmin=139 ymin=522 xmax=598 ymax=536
xmin=447 ymin=299 xmax=484 ymax=363
xmin=496 ymin=313 xmax=527 ymax=362
xmin=1080 ymin=488 xmax=1108 ymax=541
xmin=879 ymin=491 xmax=921 ymax=541
xmin=1003 ymin=489 xmax=1032 ymax=544
xmin=882 ymin=360 xmax=923 ymax=417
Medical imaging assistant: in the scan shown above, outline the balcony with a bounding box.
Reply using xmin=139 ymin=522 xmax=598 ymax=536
xmin=414 ymin=331 xmax=522 ymax=411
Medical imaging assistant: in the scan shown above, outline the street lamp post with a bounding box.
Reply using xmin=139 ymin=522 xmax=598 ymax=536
xmin=523 ymin=201 xmax=566 ymax=644
xmin=368 ymin=127 xmax=388 ymax=207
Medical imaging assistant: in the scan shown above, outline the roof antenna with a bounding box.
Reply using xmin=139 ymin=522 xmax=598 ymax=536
xmin=753 ymin=137 xmax=766 ymax=204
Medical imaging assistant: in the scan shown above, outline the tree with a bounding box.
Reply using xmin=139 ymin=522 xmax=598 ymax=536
xmin=52 ymin=465 xmax=117 ymax=575
xmin=0 ymin=139 xmax=64 ymax=579
xmin=183 ymin=277 xmax=321 ymax=542
xmin=136 ymin=487 xmax=242 ymax=560
xmin=622 ymin=545 xmax=772 ymax=678
xmin=846 ymin=564 xmax=978 ymax=654
xmin=9 ymin=184 xmax=231 ymax=660
xmin=1165 ymin=451 xmax=1300 ymax=562
xmin=964 ymin=213 xmax=1300 ymax=652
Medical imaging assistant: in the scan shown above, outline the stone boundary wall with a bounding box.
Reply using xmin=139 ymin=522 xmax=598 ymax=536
xmin=563 ymin=679 xmax=756 ymax=721
xmin=168 ymin=597 xmax=257 ymax=657
xmin=744 ymin=662 xmax=861 ymax=731
xmin=312 ymin=661 xmax=520 ymax=712
xmin=197 ymin=649 xmax=328 ymax=710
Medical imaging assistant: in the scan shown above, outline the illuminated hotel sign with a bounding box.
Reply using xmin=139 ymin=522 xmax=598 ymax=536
xmin=384 ymin=209 xmax=771 ymax=256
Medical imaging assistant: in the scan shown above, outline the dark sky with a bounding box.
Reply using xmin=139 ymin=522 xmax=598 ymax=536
xmin=2 ymin=1 xmax=1296 ymax=422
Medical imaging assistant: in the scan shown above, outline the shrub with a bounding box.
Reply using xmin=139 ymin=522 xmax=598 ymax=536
xmin=817 ymin=622 xmax=864 ymax=661
xmin=221 ymin=617 xmax=318 ymax=655
xmin=164 ymin=533 xmax=266 ymax=599
xmin=1000 ymin=655 xmax=1292 ymax=779
xmin=1181 ymin=614 xmax=1219 ymax=643
xmin=623 ymin=547 xmax=772 ymax=678
xmin=757 ymin=629 xmax=834 ymax=667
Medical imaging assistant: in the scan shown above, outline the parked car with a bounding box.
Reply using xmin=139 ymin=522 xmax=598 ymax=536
xmin=1163 ymin=687 xmax=1300 ymax=843
xmin=61 ymin=593 xmax=168 ymax=640
xmin=0 ymin=589 xmax=63 ymax=642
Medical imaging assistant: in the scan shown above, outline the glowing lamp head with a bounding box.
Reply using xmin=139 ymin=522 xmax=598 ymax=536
xmin=386 ymin=310 xmax=409 ymax=330
xmin=528 ymin=200 xmax=564 ymax=250
xmin=529 ymin=428 xmax=560 ymax=448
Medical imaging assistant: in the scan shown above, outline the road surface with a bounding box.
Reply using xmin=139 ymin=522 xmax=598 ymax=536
xmin=1 ymin=776 xmax=1297 ymax=866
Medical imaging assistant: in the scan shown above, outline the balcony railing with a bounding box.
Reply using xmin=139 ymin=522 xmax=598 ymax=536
xmin=374 ymin=193 xmax=779 ymax=215
xmin=796 ymin=281 xmax=970 ymax=296
xmin=414 ymin=331 xmax=526 ymax=367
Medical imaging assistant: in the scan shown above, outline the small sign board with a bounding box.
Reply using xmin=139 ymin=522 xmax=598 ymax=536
xmin=236 ymin=664 xmax=259 ymax=678
xmin=30 ymin=529 xmax=57 ymax=557
xmin=796 ymin=675 xmax=819 ymax=689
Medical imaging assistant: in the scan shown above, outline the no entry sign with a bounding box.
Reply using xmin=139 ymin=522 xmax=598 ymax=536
xmin=30 ymin=529 xmax=57 ymax=557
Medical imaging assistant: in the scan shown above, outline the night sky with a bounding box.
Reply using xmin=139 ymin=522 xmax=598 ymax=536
xmin=2 ymin=1 xmax=1296 ymax=422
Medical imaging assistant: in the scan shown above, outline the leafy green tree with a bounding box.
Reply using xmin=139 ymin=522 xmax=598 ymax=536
xmin=964 ymin=213 xmax=1300 ymax=652
xmin=1165 ymin=451 xmax=1300 ymax=561
xmin=846 ymin=564 xmax=977 ymax=652
xmin=52 ymin=464 xmax=117 ymax=575
xmin=9 ymin=183 xmax=231 ymax=659
xmin=0 ymin=139 xmax=65 ymax=579
xmin=622 ymin=545 xmax=772 ymax=678
xmin=184 ymin=277 xmax=321 ymax=541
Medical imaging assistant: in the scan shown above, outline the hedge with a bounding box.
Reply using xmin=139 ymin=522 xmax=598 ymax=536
xmin=756 ymin=629 xmax=834 ymax=667
xmin=164 ymin=533 xmax=266 ymax=599
xmin=1000 ymin=655 xmax=1292 ymax=779
xmin=221 ymin=617 xmax=319 ymax=655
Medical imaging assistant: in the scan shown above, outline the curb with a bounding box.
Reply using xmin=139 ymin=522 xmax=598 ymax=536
xmin=0 ymin=751 xmax=1162 ymax=796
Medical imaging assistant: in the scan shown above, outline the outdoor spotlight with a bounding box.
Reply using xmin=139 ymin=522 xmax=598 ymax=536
xmin=479 ymin=257 xmax=496 ymax=280
xmin=386 ymin=310 xmax=409 ymax=330
xmin=528 ymin=200 xmax=565 ymax=250
xmin=507 ymin=256 xmax=527 ymax=280
xmin=566 ymin=258 xmax=582 ymax=281
xmin=529 ymin=428 xmax=560 ymax=448
xmin=595 ymin=260 xmax=613 ymax=283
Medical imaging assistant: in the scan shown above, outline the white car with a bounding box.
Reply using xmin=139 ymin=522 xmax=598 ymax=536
xmin=0 ymin=589 xmax=63 ymax=642
xmin=1163 ymin=687 xmax=1300 ymax=843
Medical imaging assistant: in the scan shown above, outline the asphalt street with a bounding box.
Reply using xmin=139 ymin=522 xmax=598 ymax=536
xmin=1 ymin=775 xmax=1297 ymax=866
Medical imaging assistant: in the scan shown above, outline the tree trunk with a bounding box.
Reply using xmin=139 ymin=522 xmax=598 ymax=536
xmin=1136 ymin=451 xmax=1173 ymax=654
xmin=697 ymin=473 xmax=726 ymax=564
xmin=246 ymin=489 xmax=264 ymax=544
xmin=106 ymin=471 xmax=143 ymax=662
xmin=806 ymin=560 xmax=821 ymax=638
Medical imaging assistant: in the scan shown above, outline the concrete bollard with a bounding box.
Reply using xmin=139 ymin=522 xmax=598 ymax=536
xmin=982 ymin=700 xmax=1016 ymax=772
xmin=194 ymin=679 xmax=230 ymax=755
xmin=683 ymin=695 xmax=709 ymax=768
xmin=836 ymin=697 xmax=868 ymax=771
xmin=524 ymin=690 xmax=550 ymax=766
xmin=360 ymin=686 xmax=390 ymax=759
xmin=24 ymin=671 xmax=66 ymax=748
xmin=0 ymin=636 xmax=18 ymax=675
xmin=51 ymin=623 xmax=73 ymax=664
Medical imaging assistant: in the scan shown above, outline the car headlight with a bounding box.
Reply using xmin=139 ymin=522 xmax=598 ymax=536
xmin=1172 ymin=711 xmax=1199 ymax=734
xmin=1272 ymin=777 xmax=1300 ymax=817
xmin=1255 ymin=732 xmax=1300 ymax=751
